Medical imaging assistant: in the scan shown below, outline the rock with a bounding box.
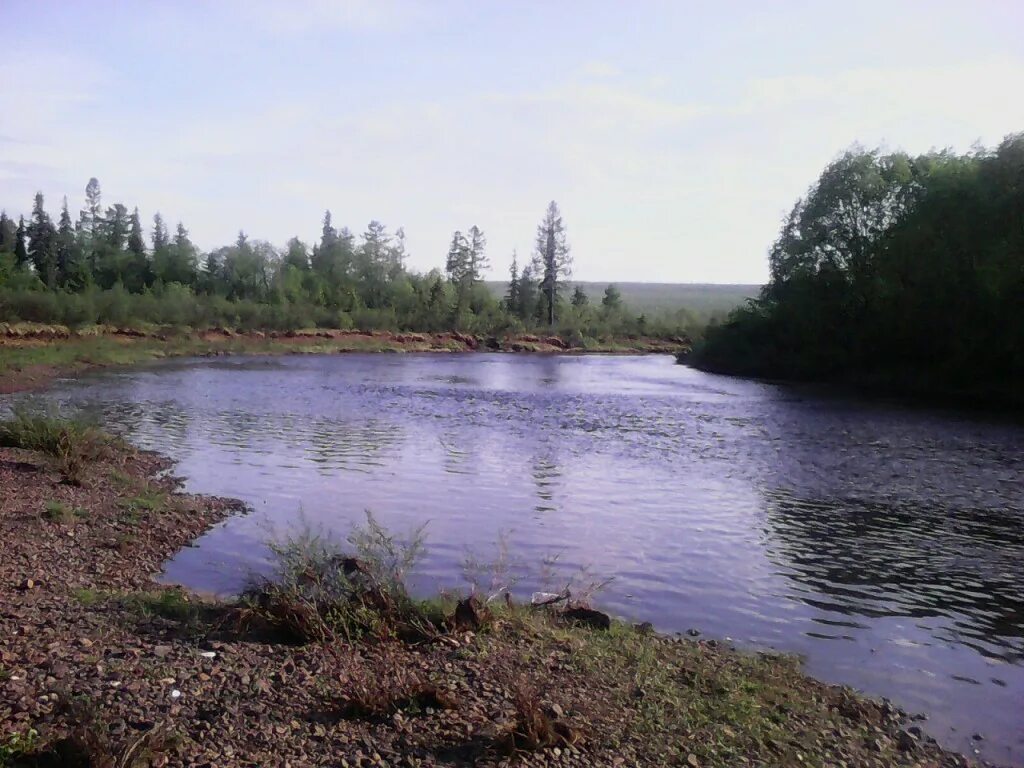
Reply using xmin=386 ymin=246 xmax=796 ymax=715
xmin=153 ymin=645 xmax=172 ymax=658
xmin=687 ymin=754 xmax=700 ymax=767
xmin=972 ymin=733 xmax=984 ymax=741
xmin=687 ymin=628 xmax=701 ymax=637
xmin=562 ymin=607 xmax=611 ymax=630
xmin=897 ymin=729 xmax=918 ymax=752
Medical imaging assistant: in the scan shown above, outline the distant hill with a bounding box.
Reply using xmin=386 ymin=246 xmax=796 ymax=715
xmin=484 ymin=281 xmax=761 ymax=317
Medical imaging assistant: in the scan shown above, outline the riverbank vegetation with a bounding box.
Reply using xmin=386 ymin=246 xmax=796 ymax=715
xmin=0 ymin=188 xmax=702 ymax=343
xmin=691 ymin=133 xmax=1024 ymax=405
xmin=0 ymin=417 xmax=976 ymax=767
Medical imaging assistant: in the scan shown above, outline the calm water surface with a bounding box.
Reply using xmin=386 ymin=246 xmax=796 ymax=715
xmin=21 ymin=354 xmax=1024 ymax=764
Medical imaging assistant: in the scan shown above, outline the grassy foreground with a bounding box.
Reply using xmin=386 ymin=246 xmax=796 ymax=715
xmin=0 ymin=416 xmax=982 ymax=767
xmin=0 ymin=322 xmax=688 ymax=394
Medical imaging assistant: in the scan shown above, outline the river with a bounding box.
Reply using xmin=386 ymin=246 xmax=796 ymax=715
xmin=17 ymin=353 xmax=1024 ymax=764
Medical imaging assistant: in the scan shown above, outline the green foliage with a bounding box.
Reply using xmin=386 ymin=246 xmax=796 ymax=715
xmin=694 ymin=134 xmax=1024 ymax=403
xmin=3 ymin=184 xmax=705 ymax=339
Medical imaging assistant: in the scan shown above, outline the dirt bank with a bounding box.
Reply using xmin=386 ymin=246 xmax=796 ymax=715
xmin=0 ymin=429 xmax=991 ymax=767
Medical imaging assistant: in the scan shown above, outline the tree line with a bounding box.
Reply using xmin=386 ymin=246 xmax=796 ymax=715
xmin=692 ymin=133 xmax=1024 ymax=404
xmin=0 ymin=183 xmax=696 ymax=340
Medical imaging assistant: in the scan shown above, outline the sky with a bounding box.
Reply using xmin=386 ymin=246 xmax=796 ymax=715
xmin=2 ymin=1 xmax=1022 ymax=283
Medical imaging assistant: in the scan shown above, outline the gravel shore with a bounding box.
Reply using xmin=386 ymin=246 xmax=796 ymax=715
xmin=0 ymin=439 xmax=991 ymax=767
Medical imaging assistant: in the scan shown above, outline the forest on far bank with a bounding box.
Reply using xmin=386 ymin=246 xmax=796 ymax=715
xmin=0 ymin=189 xmax=703 ymax=344
xmin=692 ymin=133 xmax=1024 ymax=404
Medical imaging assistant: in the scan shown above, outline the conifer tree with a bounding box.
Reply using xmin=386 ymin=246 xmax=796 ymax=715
xmin=532 ymin=201 xmax=572 ymax=325
xmin=126 ymin=207 xmax=150 ymax=290
xmin=56 ymin=198 xmax=80 ymax=287
xmin=505 ymin=251 xmax=521 ymax=314
xmin=27 ymin=192 xmax=59 ymax=286
xmin=14 ymin=216 xmax=28 ymax=267
xmin=467 ymin=225 xmax=488 ymax=283
xmin=0 ymin=212 xmax=16 ymax=254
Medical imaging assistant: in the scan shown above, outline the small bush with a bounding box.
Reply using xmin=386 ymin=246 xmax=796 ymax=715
xmin=243 ymin=512 xmax=433 ymax=644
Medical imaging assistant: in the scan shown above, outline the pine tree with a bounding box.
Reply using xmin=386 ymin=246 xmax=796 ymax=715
xmin=445 ymin=231 xmax=470 ymax=283
xmin=518 ymin=264 xmax=538 ymax=322
xmin=0 ymin=212 xmax=16 ymax=254
xmin=126 ymin=207 xmax=150 ymax=290
xmin=152 ymin=213 xmax=169 ymax=252
xmin=169 ymin=222 xmax=198 ymax=286
xmin=14 ymin=216 xmax=28 ymax=267
xmin=532 ymin=201 xmax=572 ymax=326
xmin=467 ymin=225 xmax=488 ymax=283
xmin=571 ymin=285 xmax=589 ymax=307
xmin=505 ymin=251 xmax=521 ymax=314
xmin=56 ymin=198 xmax=80 ymax=287
xmin=80 ymin=177 xmax=103 ymax=273
xmin=602 ymin=284 xmax=623 ymax=312
xmin=27 ymin=192 xmax=59 ymax=286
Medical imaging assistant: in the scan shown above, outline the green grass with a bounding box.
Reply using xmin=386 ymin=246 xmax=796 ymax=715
xmin=121 ymin=588 xmax=201 ymax=623
xmin=72 ymin=587 xmax=105 ymax=606
xmin=0 ymin=409 xmax=112 ymax=484
xmin=42 ymin=500 xmax=74 ymax=523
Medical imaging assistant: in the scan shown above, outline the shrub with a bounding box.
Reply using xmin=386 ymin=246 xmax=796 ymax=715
xmin=243 ymin=512 xmax=433 ymax=644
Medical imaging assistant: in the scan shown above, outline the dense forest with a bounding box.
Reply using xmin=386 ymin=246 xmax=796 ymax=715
xmin=692 ymin=133 xmax=1024 ymax=403
xmin=0 ymin=187 xmax=698 ymax=342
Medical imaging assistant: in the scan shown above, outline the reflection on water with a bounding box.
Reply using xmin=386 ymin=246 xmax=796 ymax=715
xmin=17 ymin=353 xmax=1024 ymax=765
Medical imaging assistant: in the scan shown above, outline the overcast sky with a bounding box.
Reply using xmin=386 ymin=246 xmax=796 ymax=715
xmin=2 ymin=1 xmax=1022 ymax=283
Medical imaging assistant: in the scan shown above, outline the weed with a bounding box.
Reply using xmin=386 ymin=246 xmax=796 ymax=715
xmin=461 ymin=529 xmax=521 ymax=603
xmin=0 ymin=409 xmax=112 ymax=485
xmin=244 ymin=512 xmax=435 ymax=644
xmin=42 ymin=500 xmax=74 ymax=524
xmin=122 ymin=588 xmax=200 ymax=623
xmin=13 ymin=695 xmax=177 ymax=767
xmin=0 ymin=729 xmax=40 ymax=767
xmin=331 ymin=648 xmax=456 ymax=721
xmin=71 ymin=588 xmax=103 ymax=606
xmin=497 ymin=677 xmax=578 ymax=753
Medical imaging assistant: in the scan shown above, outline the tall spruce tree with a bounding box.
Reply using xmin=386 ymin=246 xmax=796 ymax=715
xmin=126 ymin=207 xmax=150 ymax=290
xmin=27 ymin=192 xmax=59 ymax=286
xmin=532 ymin=201 xmax=571 ymax=326
xmin=56 ymin=198 xmax=80 ymax=287
xmin=0 ymin=212 xmax=16 ymax=254
xmin=467 ymin=225 xmax=488 ymax=283
xmin=14 ymin=216 xmax=29 ymax=267
xmin=505 ymin=251 xmax=521 ymax=314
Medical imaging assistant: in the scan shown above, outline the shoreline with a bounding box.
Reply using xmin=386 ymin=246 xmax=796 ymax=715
xmin=0 ymin=418 xmax=994 ymax=766
xmin=0 ymin=324 xmax=688 ymax=396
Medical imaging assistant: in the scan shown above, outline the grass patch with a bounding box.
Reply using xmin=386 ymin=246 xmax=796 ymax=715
xmin=71 ymin=588 xmax=104 ymax=606
xmin=121 ymin=588 xmax=201 ymax=623
xmin=41 ymin=500 xmax=74 ymax=524
xmin=0 ymin=409 xmax=113 ymax=484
